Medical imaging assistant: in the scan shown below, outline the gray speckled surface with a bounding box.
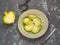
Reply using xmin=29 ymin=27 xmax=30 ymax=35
xmin=0 ymin=0 xmax=60 ymax=45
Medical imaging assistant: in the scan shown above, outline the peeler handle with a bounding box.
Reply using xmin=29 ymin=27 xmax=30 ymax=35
xmin=18 ymin=0 xmax=30 ymax=12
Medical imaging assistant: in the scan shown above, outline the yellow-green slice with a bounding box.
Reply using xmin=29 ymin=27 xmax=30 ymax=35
xmin=32 ymin=26 xmax=41 ymax=34
xmin=33 ymin=18 xmax=42 ymax=26
xmin=3 ymin=11 xmax=15 ymax=24
xmin=28 ymin=15 xmax=37 ymax=20
xmin=23 ymin=18 xmax=32 ymax=25
xmin=24 ymin=24 xmax=34 ymax=32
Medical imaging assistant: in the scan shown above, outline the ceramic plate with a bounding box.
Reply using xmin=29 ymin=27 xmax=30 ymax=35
xmin=18 ymin=9 xmax=49 ymax=39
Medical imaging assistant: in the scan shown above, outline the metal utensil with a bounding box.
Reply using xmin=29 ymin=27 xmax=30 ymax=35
xmin=38 ymin=28 xmax=56 ymax=45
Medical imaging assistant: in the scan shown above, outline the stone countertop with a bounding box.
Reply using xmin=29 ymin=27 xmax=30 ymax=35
xmin=0 ymin=0 xmax=60 ymax=45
